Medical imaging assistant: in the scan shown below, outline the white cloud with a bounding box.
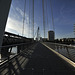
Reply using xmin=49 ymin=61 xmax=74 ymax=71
xmin=5 ymin=16 xmax=29 ymax=37
xmin=16 ymin=7 xmax=24 ymax=17
xmin=16 ymin=7 xmax=30 ymax=25
xmin=5 ymin=6 xmax=39 ymax=38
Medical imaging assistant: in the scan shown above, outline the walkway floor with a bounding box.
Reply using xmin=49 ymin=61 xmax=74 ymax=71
xmin=21 ymin=43 xmax=75 ymax=75
xmin=0 ymin=43 xmax=75 ymax=75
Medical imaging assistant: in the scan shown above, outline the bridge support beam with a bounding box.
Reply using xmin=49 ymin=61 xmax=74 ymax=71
xmin=0 ymin=0 xmax=12 ymax=58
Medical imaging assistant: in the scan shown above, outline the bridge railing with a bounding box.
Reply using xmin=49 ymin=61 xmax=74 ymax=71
xmin=0 ymin=42 xmax=34 ymax=65
xmin=44 ymin=42 xmax=75 ymax=62
xmin=0 ymin=42 xmax=37 ymax=75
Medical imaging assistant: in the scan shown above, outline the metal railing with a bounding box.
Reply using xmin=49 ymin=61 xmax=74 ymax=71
xmin=0 ymin=42 xmax=37 ymax=75
xmin=0 ymin=42 xmax=35 ymax=64
xmin=44 ymin=42 xmax=75 ymax=62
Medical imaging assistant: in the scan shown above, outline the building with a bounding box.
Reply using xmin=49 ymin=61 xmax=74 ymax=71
xmin=61 ymin=38 xmax=75 ymax=44
xmin=48 ymin=31 xmax=55 ymax=41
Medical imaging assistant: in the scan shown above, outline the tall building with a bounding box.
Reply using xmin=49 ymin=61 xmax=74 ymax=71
xmin=48 ymin=31 xmax=55 ymax=41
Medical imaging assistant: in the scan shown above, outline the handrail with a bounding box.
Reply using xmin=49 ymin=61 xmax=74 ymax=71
xmin=0 ymin=42 xmax=32 ymax=48
xmin=0 ymin=49 xmax=24 ymax=68
xmin=43 ymin=42 xmax=75 ymax=62
xmin=0 ymin=42 xmax=34 ymax=65
xmin=0 ymin=42 xmax=36 ymax=73
xmin=46 ymin=42 xmax=75 ymax=48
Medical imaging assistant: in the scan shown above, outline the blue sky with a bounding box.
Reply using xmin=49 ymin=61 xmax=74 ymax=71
xmin=5 ymin=0 xmax=75 ymax=39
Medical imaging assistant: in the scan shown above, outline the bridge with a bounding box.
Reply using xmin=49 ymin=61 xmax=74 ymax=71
xmin=0 ymin=0 xmax=75 ymax=75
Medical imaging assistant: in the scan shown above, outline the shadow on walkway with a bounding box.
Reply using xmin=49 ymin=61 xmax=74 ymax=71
xmin=0 ymin=43 xmax=75 ymax=75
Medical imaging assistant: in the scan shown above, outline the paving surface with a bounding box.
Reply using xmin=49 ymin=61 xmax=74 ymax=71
xmin=21 ymin=43 xmax=75 ymax=75
xmin=0 ymin=43 xmax=75 ymax=75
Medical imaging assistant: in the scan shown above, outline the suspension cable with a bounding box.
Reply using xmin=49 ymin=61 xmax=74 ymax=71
xmin=46 ymin=0 xmax=49 ymax=30
xmin=50 ymin=0 xmax=55 ymax=31
xmin=22 ymin=0 xmax=26 ymax=36
xmin=32 ymin=0 xmax=34 ymax=38
xmin=42 ymin=0 xmax=45 ymax=38
xmin=29 ymin=0 xmax=30 ymax=38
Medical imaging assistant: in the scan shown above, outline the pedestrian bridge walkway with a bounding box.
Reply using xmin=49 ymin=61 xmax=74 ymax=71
xmin=0 ymin=42 xmax=75 ymax=75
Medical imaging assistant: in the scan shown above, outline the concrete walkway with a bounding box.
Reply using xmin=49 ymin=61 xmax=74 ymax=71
xmin=0 ymin=43 xmax=75 ymax=75
xmin=21 ymin=43 xmax=75 ymax=75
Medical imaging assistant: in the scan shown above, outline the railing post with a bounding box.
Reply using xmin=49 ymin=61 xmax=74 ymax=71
xmin=17 ymin=46 xmax=20 ymax=53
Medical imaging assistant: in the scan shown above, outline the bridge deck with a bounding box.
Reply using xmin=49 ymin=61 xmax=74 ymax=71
xmin=22 ymin=43 xmax=75 ymax=75
xmin=0 ymin=43 xmax=75 ymax=75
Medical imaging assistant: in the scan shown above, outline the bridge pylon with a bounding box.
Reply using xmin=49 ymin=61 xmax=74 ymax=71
xmin=0 ymin=0 xmax=12 ymax=55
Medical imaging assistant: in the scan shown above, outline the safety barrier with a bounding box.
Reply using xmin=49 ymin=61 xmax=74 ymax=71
xmin=43 ymin=42 xmax=75 ymax=62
